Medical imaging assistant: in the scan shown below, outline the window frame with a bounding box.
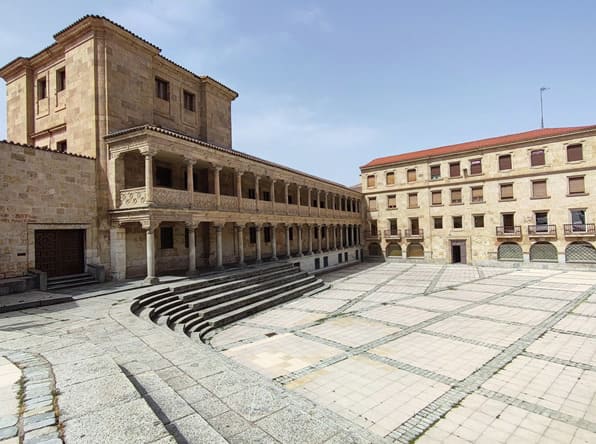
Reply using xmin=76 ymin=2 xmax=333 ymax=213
xmin=498 ymin=154 xmax=512 ymax=171
xmin=56 ymin=68 xmax=66 ymax=92
xmin=531 ymin=179 xmax=548 ymax=199
xmin=431 ymin=190 xmax=442 ymax=206
xmin=471 ymin=186 xmax=483 ymax=203
xmin=433 ymin=216 xmax=443 ymax=229
xmin=155 ymin=77 xmax=170 ymax=101
xmin=407 ymin=168 xmax=417 ymax=183
xmin=500 ymin=183 xmax=514 ymax=200
xmin=387 ymin=194 xmax=397 ymax=209
xmin=530 ymin=149 xmax=545 ymax=167
xmin=452 ymin=216 xmax=463 ymax=229
xmin=367 ymin=174 xmax=376 ymax=188
xmin=183 ymin=90 xmax=196 ymax=112
xmin=37 ymin=77 xmax=47 ymax=100
xmin=450 ymin=188 xmax=462 ymax=205
xmin=449 ymin=162 xmax=461 ymax=178
xmin=566 ymin=144 xmax=583 ymax=162
xmin=430 ymin=165 xmax=441 ymax=180
xmin=568 ymin=176 xmax=586 ymax=195
xmin=408 ymin=192 xmax=418 ymax=208
xmin=385 ymin=171 xmax=395 ymax=185
xmin=473 ymin=214 xmax=484 ymax=228
xmin=368 ymin=197 xmax=377 ymax=211
xmin=469 ymin=158 xmax=482 ymax=175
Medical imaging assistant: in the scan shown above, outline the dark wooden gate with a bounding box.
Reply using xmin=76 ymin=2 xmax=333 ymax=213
xmin=35 ymin=230 xmax=85 ymax=277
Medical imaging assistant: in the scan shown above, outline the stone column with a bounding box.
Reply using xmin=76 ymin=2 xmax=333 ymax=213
xmin=270 ymin=180 xmax=276 ymax=208
xmin=236 ymin=171 xmax=243 ymax=211
xmin=340 ymin=224 xmax=344 ymax=249
xmin=215 ymin=224 xmax=223 ymax=270
xmin=298 ymin=225 xmax=303 ymax=256
xmin=285 ymin=183 xmax=290 ymax=214
xmin=187 ymin=223 xmax=197 ymax=275
xmin=255 ymin=224 xmax=262 ymax=263
xmin=297 ymin=186 xmax=302 ymax=212
xmin=109 ymin=152 xmax=124 ymax=209
xmin=325 ymin=225 xmax=330 ymax=251
xmin=317 ymin=190 xmax=321 ymax=216
xmin=307 ymin=188 xmax=312 ymax=216
xmin=143 ymin=223 xmax=159 ymax=284
xmin=236 ymin=224 xmax=245 ymax=267
xmin=308 ymin=224 xmax=313 ymax=255
xmin=109 ymin=226 xmax=126 ymax=280
xmin=185 ymin=158 xmax=195 ymax=208
xmin=286 ymin=225 xmax=291 ymax=257
xmin=144 ymin=151 xmax=155 ymax=206
xmin=317 ymin=224 xmax=322 ymax=253
xmin=255 ymin=176 xmax=260 ymax=211
xmin=271 ymin=224 xmax=278 ymax=260
xmin=214 ymin=166 xmax=222 ymax=210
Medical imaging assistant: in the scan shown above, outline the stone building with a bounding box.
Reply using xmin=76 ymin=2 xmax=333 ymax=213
xmin=0 ymin=15 xmax=363 ymax=284
xmin=360 ymin=126 xmax=596 ymax=266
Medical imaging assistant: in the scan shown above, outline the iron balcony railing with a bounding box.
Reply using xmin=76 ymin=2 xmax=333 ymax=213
xmin=496 ymin=226 xmax=522 ymax=237
xmin=527 ymin=224 xmax=557 ymax=237
xmin=564 ymin=223 xmax=596 ymax=236
xmin=365 ymin=231 xmax=381 ymax=240
xmin=404 ymin=229 xmax=424 ymax=239
xmin=383 ymin=229 xmax=401 ymax=239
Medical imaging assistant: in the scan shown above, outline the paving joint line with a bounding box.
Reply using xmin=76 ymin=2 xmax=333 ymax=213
xmin=521 ymin=351 xmax=596 ymax=372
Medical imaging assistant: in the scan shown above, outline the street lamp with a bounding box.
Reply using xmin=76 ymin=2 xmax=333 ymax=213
xmin=540 ymin=87 xmax=550 ymax=128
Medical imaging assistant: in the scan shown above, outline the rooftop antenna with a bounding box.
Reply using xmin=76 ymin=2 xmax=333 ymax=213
xmin=540 ymin=87 xmax=550 ymax=128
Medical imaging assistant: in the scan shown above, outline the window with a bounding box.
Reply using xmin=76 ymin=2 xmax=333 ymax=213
xmin=499 ymin=154 xmax=512 ymax=171
xmin=470 ymin=159 xmax=482 ymax=175
xmin=155 ymin=166 xmax=172 ymax=187
xmin=430 ymin=165 xmax=441 ymax=179
xmin=568 ymin=176 xmax=585 ymax=195
xmin=264 ymin=227 xmax=272 ymax=243
xmin=37 ymin=78 xmax=47 ymax=100
xmin=571 ymin=209 xmax=586 ymax=230
xmin=155 ymin=77 xmax=170 ymax=101
xmin=502 ymin=213 xmax=515 ymax=231
xmin=56 ymin=140 xmax=67 ymax=153
xmin=263 ymin=191 xmax=271 ymax=201
xmin=56 ymin=69 xmax=66 ymax=92
xmin=183 ymin=90 xmax=195 ymax=111
xmin=368 ymin=197 xmax=377 ymax=211
xmin=248 ymin=188 xmax=256 ymax=199
xmin=367 ymin=175 xmax=376 ymax=188
xmin=387 ymin=194 xmax=396 ymax=209
xmin=389 ymin=219 xmax=398 ymax=235
xmin=408 ymin=193 xmax=418 ymax=208
xmin=410 ymin=218 xmax=420 ymax=234
xmin=535 ymin=212 xmax=548 ymax=230
xmin=453 ymin=216 xmax=463 ymax=229
xmin=566 ymin=144 xmax=583 ymax=162
xmin=531 ymin=149 xmax=545 ymax=166
xmin=324 ymin=256 xmax=329 ymax=267
xmin=288 ymin=195 xmax=293 ymax=205
xmin=249 ymin=227 xmax=257 ymax=243
xmin=473 ymin=215 xmax=484 ymax=228
xmin=433 ymin=217 xmax=443 ymax=229
xmin=312 ymin=199 xmax=317 ymax=207
xmin=160 ymin=227 xmax=174 ymax=249
xmin=431 ymin=190 xmax=442 ymax=205
xmin=449 ymin=162 xmax=460 ymax=178
xmin=370 ymin=221 xmax=378 ymax=236
xmin=471 ymin=186 xmax=483 ymax=202
xmin=532 ymin=180 xmax=547 ymax=198
xmin=407 ymin=169 xmax=416 ymax=183
xmin=500 ymin=183 xmax=514 ymax=200
xmin=450 ymin=188 xmax=462 ymax=204
xmin=386 ymin=172 xmax=395 ymax=185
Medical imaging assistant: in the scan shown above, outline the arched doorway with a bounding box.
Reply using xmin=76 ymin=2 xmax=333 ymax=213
xmin=386 ymin=243 xmax=402 ymax=257
xmin=406 ymin=242 xmax=424 ymax=258
xmin=529 ymin=242 xmax=558 ymax=262
xmin=497 ymin=242 xmax=522 ymax=261
xmin=565 ymin=242 xmax=596 ymax=263
xmin=368 ymin=243 xmax=382 ymax=256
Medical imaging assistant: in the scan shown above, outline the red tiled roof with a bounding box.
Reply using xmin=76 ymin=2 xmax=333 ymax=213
xmin=361 ymin=125 xmax=596 ymax=169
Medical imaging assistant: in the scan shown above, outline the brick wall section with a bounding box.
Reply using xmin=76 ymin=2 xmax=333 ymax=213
xmin=0 ymin=142 xmax=97 ymax=278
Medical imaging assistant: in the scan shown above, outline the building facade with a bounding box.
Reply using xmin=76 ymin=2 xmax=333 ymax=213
xmin=0 ymin=16 xmax=363 ymax=283
xmin=360 ymin=126 xmax=596 ymax=266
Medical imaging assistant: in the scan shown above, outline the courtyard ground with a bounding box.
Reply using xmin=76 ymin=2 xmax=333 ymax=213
xmin=0 ymin=261 xmax=594 ymax=443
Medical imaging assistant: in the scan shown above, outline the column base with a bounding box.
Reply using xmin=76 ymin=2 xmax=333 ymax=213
xmin=144 ymin=276 xmax=160 ymax=285
xmin=186 ymin=270 xmax=199 ymax=277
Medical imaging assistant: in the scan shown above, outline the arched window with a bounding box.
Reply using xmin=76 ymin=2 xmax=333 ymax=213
xmin=386 ymin=243 xmax=402 ymax=257
xmin=368 ymin=243 xmax=382 ymax=257
xmin=565 ymin=242 xmax=596 ymax=263
xmin=529 ymin=242 xmax=558 ymax=262
xmin=406 ymin=242 xmax=424 ymax=258
xmin=497 ymin=243 xmax=522 ymax=261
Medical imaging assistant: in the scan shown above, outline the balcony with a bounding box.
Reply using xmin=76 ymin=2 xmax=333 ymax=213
xmin=404 ymin=229 xmax=424 ymax=240
xmin=528 ymin=225 xmax=557 ymax=238
xmin=564 ymin=223 xmax=596 ymax=238
xmin=384 ymin=229 xmax=401 ymax=240
xmin=365 ymin=231 xmax=381 ymax=240
xmin=496 ymin=226 xmax=522 ymax=238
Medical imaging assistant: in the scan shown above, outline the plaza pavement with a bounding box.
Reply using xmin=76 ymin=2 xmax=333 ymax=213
xmin=0 ymin=261 xmax=595 ymax=443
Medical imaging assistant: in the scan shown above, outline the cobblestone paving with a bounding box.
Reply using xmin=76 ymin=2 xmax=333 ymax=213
xmin=215 ymin=263 xmax=596 ymax=442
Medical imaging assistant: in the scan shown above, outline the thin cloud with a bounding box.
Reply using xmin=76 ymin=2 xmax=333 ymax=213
xmin=289 ymin=6 xmax=332 ymax=32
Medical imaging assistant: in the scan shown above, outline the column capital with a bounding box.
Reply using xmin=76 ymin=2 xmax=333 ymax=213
xmin=213 ymin=165 xmax=223 ymax=172
xmin=140 ymin=219 xmax=157 ymax=231
xmin=214 ymin=223 xmax=224 ymax=231
xmin=235 ymin=223 xmax=245 ymax=230
xmin=140 ymin=147 xmax=157 ymax=157
xmin=185 ymin=221 xmax=198 ymax=229
xmin=284 ymin=182 xmax=290 ymax=189
xmin=236 ymin=170 xmax=244 ymax=177
xmin=254 ymin=223 xmax=262 ymax=229
xmin=184 ymin=156 xmax=197 ymax=165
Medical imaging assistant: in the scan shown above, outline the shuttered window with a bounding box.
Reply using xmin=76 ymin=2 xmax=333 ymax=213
xmin=408 ymin=193 xmax=418 ymax=208
xmin=568 ymin=176 xmax=585 ymax=194
xmin=567 ymin=144 xmax=583 ymax=162
xmin=499 ymin=155 xmax=512 ymax=170
xmin=471 ymin=186 xmax=483 ymax=202
xmin=449 ymin=162 xmax=460 ymax=177
xmin=387 ymin=195 xmax=396 ymax=208
xmin=500 ymin=183 xmax=514 ymax=199
xmin=431 ymin=191 xmax=442 ymax=205
xmin=368 ymin=197 xmax=377 ymax=211
xmin=470 ymin=159 xmax=482 ymax=174
xmin=386 ymin=172 xmax=395 ymax=185
xmin=430 ymin=165 xmax=441 ymax=179
xmin=531 ymin=149 xmax=545 ymax=166
xmin=532 ymin=180 xmax=547 ymax=198
xmin=367 ymin=175 xmax=376 ymax=188
xmin=451 ymin=189 xmax=462 ymax=204
xmin=407 ymin=169 xmax=416 ymax=182
xmin=433 ymin=217 xmax=443 ymax=229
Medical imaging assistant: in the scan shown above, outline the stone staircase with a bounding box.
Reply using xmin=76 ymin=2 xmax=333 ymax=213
xmin=131 ymin=262 xmax=327 ymax=341
xmin=47 ymin=272 xmax=99 ymax=291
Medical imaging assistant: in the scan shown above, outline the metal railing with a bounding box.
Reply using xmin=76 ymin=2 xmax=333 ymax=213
xmin=527 ymin=225 xmax=557 ymax=237
xmin=564 ymin=223 xmax=596 ymax=236
xmin=383 ymin=229 xmax=401 ymax=239
xmin=404 ymin=229 xmax=424 ymax=239
xmin=496 ymin=226 xmax=521 ymax=237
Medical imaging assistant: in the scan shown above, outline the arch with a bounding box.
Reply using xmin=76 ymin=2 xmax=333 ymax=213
xmin=368 ymin=243 xmax=382 ymax=257
xmin=529 ymin=242 xmax=558 ymax=262
xmin=406 ymin=242 xmax=424 ymax=258
xmin=497 ymin=242 xmax=522 ymax=261
xmin=565 ymin=241 xmax=596 ymax=263
xmin=386 ymin=243 xmax=402 ymax=257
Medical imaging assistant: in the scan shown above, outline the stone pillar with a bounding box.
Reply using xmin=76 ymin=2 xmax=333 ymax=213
xmin=187 ymin=223 xmax=197 ymax=275
xmin=340 ymin=225 xmax=344 ymax=249
xmin=271 ymin=224 xmax=278 ymax=260
xmin=236 ymin=224 xmax=245 ymax=266
xmin=144 ymin=151 xmax=154 ymax=206
xmin=186 ymin=158 xmax=195 ymax=208
xmin=214 ymin=166 xmax=222 ymax=210
xmin=297 ymin=186 xmax=302 ymax=212
xmin=308 ymin=224 xmax=313 ymax=255
xmin=270 ymin=180 xmax=276 ymax=207
xmin=109 ymin=153 xmax=124 ymax=209
xmin=285 ymin=183 xmax=290 ymax=214
xmin=143 ymin=223 xmax=159 ymax=284
xmin=317 ymin=224 xmax=322 ymax=253
xmin=317 ymin=190 xmax=321 ymax=216
xmin=286 ymin=225 xmax=291 ymax=257
xmin=325 ymin=225 xmax=330 ymax=251
xmin=255 ymin=224 xmax=262 ymax=263
xmin=255 ymin=175 xmax=260 ymax=211
xmin=109 ymin=226 xmax=126 ymax=280
xmin=298 ymin=225 xmax=304 ymax=256
xmin=236 ymin=171 xmax=243 ymax=210
xmin=307 ymin=188 xmax=312 ymax=216
xmin=215 ymin=224 xmax=223 ymax=270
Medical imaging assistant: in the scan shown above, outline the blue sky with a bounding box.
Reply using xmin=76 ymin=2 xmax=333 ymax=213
xmin=1 ymin=1 xmax=595 ymax=186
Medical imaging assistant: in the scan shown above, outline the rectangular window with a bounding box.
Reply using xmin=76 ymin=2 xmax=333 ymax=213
xmin=471 ymin=186 xmax=483 ymax=202
xmin=387 ymin=194 xmax=396 ymax=209
xmin=431 ymin=190 xmax=442 ymax=205
xmin=370 ymin=221 xmax=378 ymax=236
xmin=568 ymin=176 xmax=585 ymax=195
xmin=502 ymin=213 xmax=515 ymax=230
xmin=155 ymin=77 xmax=170 ymax=101
xmin=368 ymin=197 xmax=377 ymax=211
xmin=264 ymin=227 xmax=272 ymax=243
xmin=473 ymin=215 xmax=484 ymax=228
xmin=449 ymin=162 xmax=460 ymax=178
xmin=389 ymin=219 xmax=398 ymax=234
xmin=324 ymin=256 xmax=329 ymax=267
xmin=500 ymin=183 xmax=514 ymax=200
xmin=249 ymin=227 xmax=257 ymax=244
xmin=453 ymin=216 xmax=463 ymax=229
xmin=37 ymin=78 xmax=47 ymax=100
xmin=367 ymin=175 xmax=376 ymax=188
xmin=386 ymin=172 xmax=395 ymax=185
xmin=183 ymin=90 xmax=195 ymax=111
xmin=532 ymin=180 xmax=547 ymax=198
xmin=433 ymin=217 xmax=443 ymax=229
xmin=571 ymin=209 xmax=586 ymax=229
xmin=56 ymin=68 xmax=66 ymax=92
xmin=248 ymin=188 xmax=256 ymax=199
xmin=499 ymin=154 xmax=512 ymax=171
xmin=531 ymin=149 xmax=545 ymax=166
xmin=263 ymin=191 xmax=271 ymax=201
xmin=535 ymin=212 xmax=548 ymax=228
xmin=470 ymin=159 xmax=482 ymax=175
xmin=408 ymin=193 xmax=418 ymax=208
xmin=407 ymin=169 xmax=416 ymax=183
xmin=430 ymin=165 xmax=441 ymax=179
xmin=566 ymin=144 xmax=583 ymax=162
xmin=155 ymin=166 xmax=172 ymax=187
xmin=450 ymin=188 xmax=462 ymax=204
xmin=56 ymin=140 xmax=67 ymax=153
xmin=160 ymin=227 xmax=174 ymax=249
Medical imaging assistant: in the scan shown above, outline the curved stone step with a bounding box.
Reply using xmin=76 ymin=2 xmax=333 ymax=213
xmin=131 ymin=288 xmax=174 ymax=312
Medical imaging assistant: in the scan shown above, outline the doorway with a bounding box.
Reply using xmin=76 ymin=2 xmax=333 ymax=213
xmin=450 ymin=240 xmax=466 ymax=264
xmin=35 ymin=229 xmax=85 ymax=277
